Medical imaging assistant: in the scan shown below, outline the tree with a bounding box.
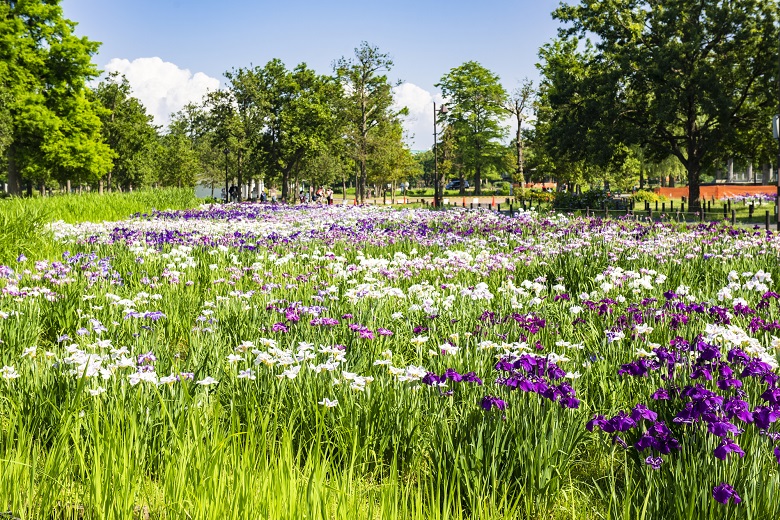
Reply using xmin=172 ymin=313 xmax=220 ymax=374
xmin=335 ymin=42 xmax=399 ymax=204
xmin=93 ymin=73 xmax=159 ymax=191
xmin=253 ymin=60 xmax=342 ymax=201
xmin=1 ymin=0 xmax=113 ymax=194
xmin=366 ymin=119 xmax=415 ymax=203
xmin=155 ymin=119 xmax=199 ymax=188
xmin=505 ymin=79 xmax=535 ymax=187
xmin=543 ymin=0 xmax=780 ymax=211
xmin=436 ymin=61 xmax=508 ymax=196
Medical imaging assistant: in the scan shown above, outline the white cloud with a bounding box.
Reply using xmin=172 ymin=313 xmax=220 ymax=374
xmin=393 ymin=82 xmax=517 ymax=151
xmin=392 ymin=82 xmax=445 ymax=151
xmin=104 ymin=57 xmax=221 ymax=128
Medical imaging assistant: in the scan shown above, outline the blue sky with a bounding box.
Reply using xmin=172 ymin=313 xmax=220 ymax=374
xmin=61 ymin=0 xmax=563 ymax=148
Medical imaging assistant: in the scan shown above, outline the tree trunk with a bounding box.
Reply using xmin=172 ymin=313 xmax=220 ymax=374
xmin=687 ymin=160 xmax=702 ymax=213
xmin=281 ymin=170 xmax=289 ymax=202
xmin=474 ymin=165 xmax=482 ymax=195
xmin=727 ymin=158 xmax=734 ymax=183
xmin=747 ymin=162 xmax=753 ymax=183
xmin=7 ymin=152 xmax=22 ymax=195
xmin=515 ymin=119 xmax=525 ymax=187
xmin=66 ymin=179 xmax=71 ymax=194
xmin=99 ymin=179 xmax=104 ymax=195
xmin=762 ymin=164 xmax=770 ymax=185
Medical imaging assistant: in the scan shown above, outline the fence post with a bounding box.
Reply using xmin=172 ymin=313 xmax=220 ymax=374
xmin=497 ymin=203 xmax=501 ymax=213
xmin=723 ymin=204 xmax=728 ymax=219
xmin=586 ymin=207 xmax=590 ymax=217
xmin=749 ymin=203 xmax=754 ymax=218
xmin=766 ymin=211 xmax=770 ymax=231
xmin=731 ymin=209 xmax=736 ymax=226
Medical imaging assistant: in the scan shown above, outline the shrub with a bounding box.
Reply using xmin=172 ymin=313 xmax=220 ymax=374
xmin=631 ymin=190 xmax=667 ymax=204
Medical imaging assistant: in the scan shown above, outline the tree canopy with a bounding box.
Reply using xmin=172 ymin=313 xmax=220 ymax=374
xmin=436 ymin=61 xmax=508 ymax=196
xmin=1 ymin=0 xmax=114 ymax=194
xmin=538 ymin=0 xmax=780 ymax=209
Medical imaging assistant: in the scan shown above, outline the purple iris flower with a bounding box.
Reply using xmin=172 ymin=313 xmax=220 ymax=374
xmin=443 ymin=368 xmax=463 ymax=382
xmin=761 ymin=387 xmax=780 ymax=405
xmin=714 ymin=438 xmax=745 ymax=460
xmin=480 ymin=395 xmax=506 ymax=411
xmin=712 ymin=483 xmax=741 ymax=505
xmin=691 ymin=365 xmax=713 ymax=380
xmin=775 ymin=446 xmax=780 ymax=465
xmin=461 ymin=372 xmax=483 ymax=385
xmin=559 ymin=396 xmax=580 ymax=409
xmin=651 ymin=388 xmax=670 ymax=400
xmin=603 ymin=411 xmax=637 ymax=433
xmin=631 ymin=403 xmax=658 ymax=422
xmin=586 ymin=414 xmax=607 ymax=432
xmin=644 ymin=456 xmax=663 ymax=470
xmin=707 ymin=419 xmax=740 ymax=438
xmin=723 ymin=398 xmax=753 ymax=423
xmin=753 ymin=407 xmax=780 ymax=430
xmin=727 ymin=348 xmax=750 ymax=365
xmin=422 ymin=372 xmax=444 ymax=386
xmin=271 ymin=322 xmax=288 ymax=333
xmin=495 ymin=359 xmax=514 ymax=372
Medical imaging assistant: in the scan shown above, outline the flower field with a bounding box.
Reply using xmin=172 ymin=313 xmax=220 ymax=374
xmin=2 ymin=202 xmax=780 ymax=519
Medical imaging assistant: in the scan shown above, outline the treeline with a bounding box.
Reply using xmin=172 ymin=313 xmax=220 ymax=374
xmin=532 ymin=0 xmax=780 ymax=210
xmin=3 ymin=1 xmax=778 ymax=208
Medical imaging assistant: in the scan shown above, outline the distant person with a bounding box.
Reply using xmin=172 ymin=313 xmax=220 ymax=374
xmin=260 ymin=190 xmax=267 ymax=203
xmin=327 ymin=188 xmax=333 ymax=205
xmin=229 ymin=184 xmax=238 ymax=202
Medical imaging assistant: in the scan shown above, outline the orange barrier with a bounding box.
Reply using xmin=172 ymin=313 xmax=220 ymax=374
xmin=656 ymin=185 xmax=777 ymax=200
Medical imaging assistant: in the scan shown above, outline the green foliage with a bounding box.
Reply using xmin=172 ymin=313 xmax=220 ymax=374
xmin=436 ymin=62 xmax=508 ymax=196
xmin=0 ymin=188 xmax=199 ymax=226
xmin=552 ymin=189 xmax=627 ymax=211
xmin=521 ymin=189 xmax=555 ymax=204
xmin=0 ymin=198 xmax=51 ymax=264
xmin=336 ymin=42 xmax=403 ymax=204
xmin=93 ymin=73 xmax=160 ymax=190
xmin=1 ymin=0 xmax=114 ymax=193
xmin=631 ymin=190 xmax=667 ymax=204
xmin=540 ymin=0 xmax=780 ymax=210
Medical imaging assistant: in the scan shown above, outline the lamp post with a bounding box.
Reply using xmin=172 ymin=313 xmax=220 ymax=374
xmin=223 ymin=148 xmax=229 ymax=203
xmin=237 ymin=148 xmax=242 ymax=203
xmin=433 ymin=103 xmax=448 ymax=208
xmin=775 ymin=113 xmax=780 ymax=227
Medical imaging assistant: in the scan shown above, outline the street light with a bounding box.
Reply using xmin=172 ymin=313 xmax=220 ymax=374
xmin=433 ymin=103 xmax=448 ymax=208
xmin=775 ymin=112 xmax=779 ymax=229
xmin=223 ymin=148 xmax=229 ymax=203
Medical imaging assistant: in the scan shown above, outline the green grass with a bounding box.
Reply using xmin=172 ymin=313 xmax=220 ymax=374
xmin=0 ymin=188 xmax=201 ymax=265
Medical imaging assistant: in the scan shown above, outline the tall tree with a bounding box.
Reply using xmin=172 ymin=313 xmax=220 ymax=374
xmin=335 ymin=42 xmax=398 ymax=204
xmin=505 ymin=79 xmax=535 ymax=188
xmin=93 ymin=72 xmax=159 ymax=191
xmin=436 ymin=61 xmax=508 ymax=196
xmin=251 ymin=59 xmax=342 ymax=201
xmin=1 ymin=0 xmax=113 ymax=195
xmin=544 ymin=0 xmax=780 ymax=211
